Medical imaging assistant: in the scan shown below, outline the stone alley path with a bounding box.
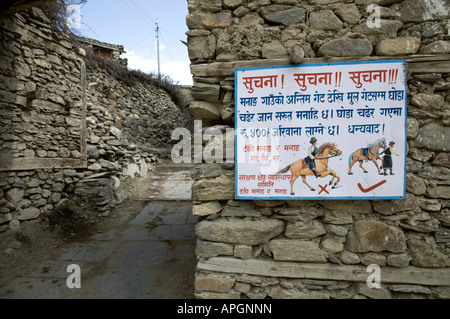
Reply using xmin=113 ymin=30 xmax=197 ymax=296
xmin=0 ymin=162 xmax=197 ymax=299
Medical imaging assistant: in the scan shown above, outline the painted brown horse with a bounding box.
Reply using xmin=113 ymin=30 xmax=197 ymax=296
xmin=276 ymin=143 xmax=343 ymax=195
xmin=348 ymin=138 xmax=387 ymax=175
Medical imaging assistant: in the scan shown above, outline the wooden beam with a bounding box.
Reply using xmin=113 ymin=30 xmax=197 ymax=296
xmin=191 ymin=55 xmax=450 ymax=78
xmin=0 ymin=158 xmax=87 ymax=171
xmin=197 ymin=257 xmax=450 ymax=287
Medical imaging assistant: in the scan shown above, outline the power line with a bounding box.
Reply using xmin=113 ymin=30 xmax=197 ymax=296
xmin=126 ymin=0 xmax=186 ymax=40
xmin=120 ymin=0 xmax=154 ymax=28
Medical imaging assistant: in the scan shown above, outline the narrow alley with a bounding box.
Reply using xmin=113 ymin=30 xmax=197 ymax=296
xmin=0 ymin=162 xmax=197 ymax=299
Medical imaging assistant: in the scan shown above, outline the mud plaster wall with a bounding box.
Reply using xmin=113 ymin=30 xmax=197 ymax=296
xmin=187 ymin=0 xmax=450 ymax=299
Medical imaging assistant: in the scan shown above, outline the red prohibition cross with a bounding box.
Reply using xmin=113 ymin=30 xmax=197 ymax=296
xmin=319 ymin=184 xmax=329 ymax=195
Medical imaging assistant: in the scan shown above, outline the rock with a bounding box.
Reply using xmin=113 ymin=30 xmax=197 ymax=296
xmin=109 ymin=126 xmax=122 ymax=140
xmin=352 ymin=20 xmax=403 ymax=36
xmin=318 ymin=38 xmax=373 ymax=57
xmin=321 ymin=239 xmax=344 ymax=254
xmin=196 ymin=240 xmax=234 ymax=258
xmin=193 ymin=201 xmax=223 ymax=217
xmin=221 ymin=201 xmax=261 ymax=218
xmin=259 ymin=5 xmax=306 ymax=26
xmin=196 ymin=219 xmax=284 ymax=245
xmin=322 ymin=211 xmax=353 ymax=224
xmin=98 ymin=159 xmax=119 ymax=171
xmin=339 ymin=250 xmax=360 ymax=265
xmin=435 ymin=230 xmax=450 ymax=243
xmin=234 ymin=245 xmax=252 ymax=260
xmin=412 ymin=123 xmax=450 ymax=151
xmin=406 ymin=173 xmax=426 ymax=195
xmin=188 ymin=34 xmax=216 ymax=61
xmin=190 ymin=164 xmax=224 ymax=180
xmin=192 ymin=175 xmax=235 ymax=201
xmin=407 ymin=117 xmax=420 ymax=139
xmin=190 ymin=101 xmax=221 ymax=120
xmin=387 ymin=254 xmax=411 ymax=267
xmin=327 ymin=225 xmax=348 ymax=237
xmin=411 ymin=93 xmax=445 ymax=110
xmin=320 ymin=200 xmax=372 ymax=215
xmin=34 ymin=58 xmax=52 ymax=69
xmin=346 ymin=220 xmax=407 ymax=253
xmin=426 ymin=186 xmax=450 ymax=199
xmin=285 ymin=220 xmax=326 ymax=239
xmin=419 ymin=40 xmax=450 ymax=54
xmin=288 ymin=44 xmax=305 ymax=64
xmin=309 ymin=10 xmax=343 ymax=30
xmin=87 ymin=145 xmax=100 ymax=159
xmin=355 ymin=0 xmax=402 ymax=4
xmin=0 ymin=213 xmax=12 ymax=225
xmin=432 ymin=153 xmax=450 ymax=168
xmin=389 ymin=284 xmax=431 ymax=294
xmin=16 ymin=207 xmax=40 ymax=221
xmin=262 ymin=40 xmax=288 ymax=59
xmin=5 ymin=188 xmax=24 ymax=203
xmin=269 ymin=286 xmax=330 ymax=299
xmin=358 ymin=283 xmax=392 ymax=299
xmin=399 ymin=0 xmax=450 ymax=23
xmin=334 ymin=3 xmax=361 ymax=25
xmin=269 ymin=239 xmax=327 ymax=263
xmin=254 ymin=200 xmax=286 ymax=208
xmin=195 ymin=274 xmax=235 ymax=293
xmin=192 ymin=83 xmax=221 ymax=103
xmin=187 ymin=12 xmax=232 ymax=30
xmin=376 ymin=37 xmax=420 ymax=56
xmin=360 ymin=252 xmax=386 ymax=266
xmin=372 ymin=194 xmax=420 ymax=215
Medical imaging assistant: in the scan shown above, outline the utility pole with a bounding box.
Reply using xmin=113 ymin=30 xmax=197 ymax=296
xmin=156 ymin=18 xmax=161 ymax=80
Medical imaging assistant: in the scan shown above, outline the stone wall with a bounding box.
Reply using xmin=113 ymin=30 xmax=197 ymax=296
xmin=187 ymin=0 xmax=450 ymax=299
xmin=0 ymin=7 xmax=87 ymax=230
xmin=0 ymin=8 xmax=188 ymax=232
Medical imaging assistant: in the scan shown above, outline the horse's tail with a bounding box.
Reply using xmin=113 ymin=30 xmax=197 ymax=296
xmin=348 ymin=153 xmax=354 ymax=169
xmin=276 ymin=165 xmax=292 ymax=175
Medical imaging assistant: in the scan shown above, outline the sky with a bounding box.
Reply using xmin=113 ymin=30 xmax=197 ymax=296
xmin=76 ymin=0 xmax=193 ymax=85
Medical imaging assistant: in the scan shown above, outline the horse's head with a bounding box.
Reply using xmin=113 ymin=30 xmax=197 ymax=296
xmin=329 ymin=143 xmax=343 ymax=157
xmin=319 ymin=143 xmax=342 ymax=157
xmin=381 ymin=138 xmax=387 ymax=149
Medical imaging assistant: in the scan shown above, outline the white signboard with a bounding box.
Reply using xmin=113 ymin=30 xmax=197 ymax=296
xmin=235 ymin=60 xmax=407 ymax=200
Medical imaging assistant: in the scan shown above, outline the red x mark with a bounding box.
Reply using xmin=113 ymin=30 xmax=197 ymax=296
xmin=319 ymin=184 xmax=329 ymax=195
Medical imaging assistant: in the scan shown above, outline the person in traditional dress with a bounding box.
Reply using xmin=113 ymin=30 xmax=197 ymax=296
xmin=381 ymin=141 xmax=399 ymax=175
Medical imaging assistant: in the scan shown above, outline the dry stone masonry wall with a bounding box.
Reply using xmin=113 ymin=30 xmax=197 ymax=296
xmin=187 ymin=0 xmax=450 ymax=299
xmin=0 ymin=8 xmax=187 ymax=231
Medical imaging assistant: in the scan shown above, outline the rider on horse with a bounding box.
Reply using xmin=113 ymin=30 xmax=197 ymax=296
xmin=305 ymin=137 xmax=320 ymax=178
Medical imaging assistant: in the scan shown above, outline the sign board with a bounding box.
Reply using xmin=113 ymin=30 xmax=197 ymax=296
xmin=235 ymin=60 xmax=407 ymax=200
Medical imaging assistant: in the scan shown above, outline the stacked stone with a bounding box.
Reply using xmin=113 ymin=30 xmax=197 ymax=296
xmin=0 ymin=8 xmax=86 ymax=231
xmin=187 ymin=0 xmax=450 ymax=299
xmin=0 ymin=8 xmax=84 ymax=161
xmin=84 ymin=68 xmax=187 ymax=180
xmin=0 ymin=7 xmax=189 ymax=232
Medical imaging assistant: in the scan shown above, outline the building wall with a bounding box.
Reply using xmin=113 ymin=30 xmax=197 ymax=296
xmin=187 ymin=0 xmax=450 ymax=299
xmin=0 ymin=8 xmax=187 ymax=231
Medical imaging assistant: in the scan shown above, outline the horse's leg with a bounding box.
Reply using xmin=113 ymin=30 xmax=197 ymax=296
xmin=348 ymin=153 xmax=357 ymax=175
xmin=371 ymin=158 xmax=382 ymax=175
xmin=330 ymin=170 xmax=340 ymax=188
xmin=302 ymin=175 xmax=315 ymax=192
xmin=290 ymin=173 xmax=299 ymax=196
xmin=358 ymin=160 xmax=368 ymax=173
xmin=327 ymin=171 xmax=336 ymax=186
xmin=321 ymin=170 xmax=337 ymax=188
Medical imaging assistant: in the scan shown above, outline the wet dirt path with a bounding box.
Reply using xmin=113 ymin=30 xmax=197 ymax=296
xmin=0 ymin=163 xmax=197 ymax=299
